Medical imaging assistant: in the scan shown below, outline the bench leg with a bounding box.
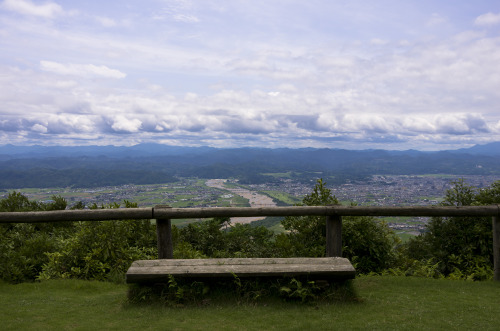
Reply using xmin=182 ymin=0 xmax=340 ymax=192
xmin=326 ymin=215 xmax=342 ymax=257
xmin=156 ymin=218 xmax=173 ymax=259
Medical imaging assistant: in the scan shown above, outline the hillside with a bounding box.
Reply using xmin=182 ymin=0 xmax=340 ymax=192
xmin=1 ymin=143 xmax=500 ymax=188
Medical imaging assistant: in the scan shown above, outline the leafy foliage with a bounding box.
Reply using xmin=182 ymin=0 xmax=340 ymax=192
xmin=38 ymin=201 xmax=157 ymax=282
xmin=281 ymin=179 xmax=401 ymax=273
xmin=2 ymin=178 xmax=499 ymax=284
xmin=128 ymin=275 xmax=355 ymax=305
xmin=403 ymin=179 xmax=499 ymax=279
xmin=280 ymin=179 xmax=339 ymax=257
xmin=0 ymin=193 xmax=157 ymax=283
xmin=174 ymin=217 xmax=277 ymax=258
xmin=0 ymin=169 xmax=175 ymax=189
xmin=0 ymin=192 xmax=71 ymax=282
xmin=343 ymin=216 xmax=401 ymax=274
xmin=38 ymin=218 xmax=157 ymax=282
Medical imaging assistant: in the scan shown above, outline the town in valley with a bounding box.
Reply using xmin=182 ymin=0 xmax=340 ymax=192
xmin=4 ymin=174 xmax=500 ymax=241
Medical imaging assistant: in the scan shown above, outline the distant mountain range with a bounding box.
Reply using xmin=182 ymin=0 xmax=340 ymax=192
xmin=0 ymin=141 xmax=499 ymax=159
xmin=0 ymin=142 xmax=499 ymax=189
xmin=452 ymin=142 xmax=500 ymax=156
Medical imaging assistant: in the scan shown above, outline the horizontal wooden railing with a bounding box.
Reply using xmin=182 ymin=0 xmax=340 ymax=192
xmin=1 ymin=205 xmax=499 ymax=280
xmin=1 ymin=205 xmax=499 ymax=222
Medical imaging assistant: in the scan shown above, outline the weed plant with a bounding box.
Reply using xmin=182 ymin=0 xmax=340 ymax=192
xmin=127 ymin=275 xmax=357 ymax=306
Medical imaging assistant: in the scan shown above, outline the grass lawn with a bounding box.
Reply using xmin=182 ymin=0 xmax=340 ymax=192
xmin=260 ymin=190 xmax=301 ymax=205
xmin=1 ymin=276 xmax=499 ymax=330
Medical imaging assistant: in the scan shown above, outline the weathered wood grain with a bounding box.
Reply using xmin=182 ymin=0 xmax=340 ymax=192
xmin=493 ymin=216 xmax=500 ymax=281
xmin=1 ymin=205 xmax=498 ymax=223
xmin=155 ymin=205 xmax=173 ymax=259
xmin=0 ymin=208 xmax=153 ymax=223
xmin=326 ymin=215 xmax=342 ymax=257
xmin=126 ymin=257 xmax=356 ymax=283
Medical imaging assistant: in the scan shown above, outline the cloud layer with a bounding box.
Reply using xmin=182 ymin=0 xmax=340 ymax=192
xmin=1 ymin=0 xmax=500 ymax=150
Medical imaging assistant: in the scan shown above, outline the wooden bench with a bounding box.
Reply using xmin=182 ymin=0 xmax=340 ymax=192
xmin=126 ymin=257 xmax=355 ymax=283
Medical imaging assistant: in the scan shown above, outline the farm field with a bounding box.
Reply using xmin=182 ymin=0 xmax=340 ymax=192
xmin=1 ymin=276 xmax=500 ymax=330
xmin=3 ymin=174 xmax=500 ymax=239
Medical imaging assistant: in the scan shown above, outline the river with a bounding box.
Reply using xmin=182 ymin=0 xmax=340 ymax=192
xmin=205 ymin=179 xmax=277 ymax=224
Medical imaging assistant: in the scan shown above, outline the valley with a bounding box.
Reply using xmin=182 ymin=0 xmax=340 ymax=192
xmin=4 ymin=173 xmax=500 ymax=239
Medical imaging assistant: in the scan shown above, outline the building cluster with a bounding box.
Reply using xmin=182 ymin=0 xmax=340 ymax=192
xmin=248 ymin=175 xmax=500 ymax=207
xmin=5 ymin=174 xmax=499 ymax=236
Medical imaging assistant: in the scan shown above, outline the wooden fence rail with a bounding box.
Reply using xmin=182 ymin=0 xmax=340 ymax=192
xmin=0 ymin=205 xmax=499 ymax=280
xmin=1 ymin=205 xmax=499 ymax=222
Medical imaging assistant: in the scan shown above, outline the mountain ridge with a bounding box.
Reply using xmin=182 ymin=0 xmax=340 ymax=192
xmin=1 ymin=141 xmax=499 ymax=159
xmin=1 ymin=142 xmax=499 ymax=189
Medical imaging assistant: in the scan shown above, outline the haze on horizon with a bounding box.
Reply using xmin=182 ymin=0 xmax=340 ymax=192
xmin=1 ymin=0 xmax=500 ymax=151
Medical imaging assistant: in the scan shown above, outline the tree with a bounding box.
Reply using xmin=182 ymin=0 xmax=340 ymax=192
xmin=174 ymin=217 xmax=277 ymax=258
xmin=405 ymin=179 xmax=499 ymax=279
xmin=343 ymin=215 xmax=400 ymax=274
xmin=0 ymin=192 xmax=70 ymax=282
xmin=281 ymin=179 xmax=400 ymax=273
xmin=0 ymin=191 xmax=40 ymax=212
xmin=281 ymin=179 xmax=338 ymax=257
xmin=0 ymin=193 xmax=156 ymax=283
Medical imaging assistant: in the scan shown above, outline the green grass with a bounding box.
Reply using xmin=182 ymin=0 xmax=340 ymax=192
xmin=261 ymin=172 xmax=294 ymax=178
xmin=260 ymin=190 xmax=301 ymax=205
xmin=395 ymin=231 xmax=417 ymax=242
xmin=221 ymin=181 xmax=242 ymax=189
xmin=229 ymin=195 xmax=250 ymax=207
xmin=2 ymin=276 xmax=500 ymax=330
xmin=250 ymin=216 xmax=286 ymax=233
xmin=171 ymin=219 xmax=203 ymax=227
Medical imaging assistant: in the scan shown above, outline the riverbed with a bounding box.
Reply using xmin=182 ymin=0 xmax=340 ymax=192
xmin=205 ymin=179 xmax=277 ymax=224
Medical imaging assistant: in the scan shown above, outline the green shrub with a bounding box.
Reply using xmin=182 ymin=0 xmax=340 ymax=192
xmin=0 ymin=192 xmax=72 ymax=283
xmin=174 ymin=217 xmax=277 ymax=258
xmin=281 ymin=179 xmax=401 ymax=273
xmin=0 ymin=223 xmax=63 ymax=283
xmin=0 ymin=192 xmax=157 ymax=283
xmin=38 ymin=219 xmax=157 ymax=282
xmin=343 ymin=216 xmax=401 ymax=274
xmin=128 ymin=275 xmax=356 ymax=305
xmin=403 ymin=179 xmax=499 ymax=279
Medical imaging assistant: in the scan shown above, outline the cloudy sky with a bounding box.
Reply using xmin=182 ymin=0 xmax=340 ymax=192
xmin=1 ymin=0 xmax=500 ymax=150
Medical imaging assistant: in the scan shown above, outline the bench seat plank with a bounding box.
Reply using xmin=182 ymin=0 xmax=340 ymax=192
xmin=126 ymin=257 xmax=355 ymax=283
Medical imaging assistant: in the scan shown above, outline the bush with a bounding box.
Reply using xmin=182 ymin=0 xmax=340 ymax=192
xmin=0 ymin=192 xmax=72 ymax=283
xmin=403 ymin=179 xmax=499 ymax=279
xmin=281 ymin=179 xmax=401 ymax=273
xmin=174 ymin=217 xmax=278 ymax=258
xmin=280 ymin=179 xmax=339 ymax=257
xmin=0 ymin=193 xmax=157 ymax=283
xmin=38 ymin=218 xmax=157 ymax=282
xmin=343 ymin=216 xmax=401 ymax=274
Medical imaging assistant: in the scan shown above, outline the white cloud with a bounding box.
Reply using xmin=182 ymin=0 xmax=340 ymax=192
xmin=402 ymin=117 xmax=435 ymax=133
xmin=370 ymin=38 xmax=389 ymax=46
xmin=95 ymin=16 xmax=117 ymax=28
xmin=474 ymin=12 xmax=500 ymax=26
xmin=1 ymin=0 xmax=64 ymax=19
xmin=153 ymin=0 xmax=200 ymax=23
xmin=2 ymin=1 xmax=500 ymax=149
xmin=46 ymin=114 xmax=95 ymax=133
xmin=173 ymin=14 xmax=199 ymax=23
xmin=31 ymin=123 xmax=47 ymax=133
xmin=53 ymin=80 xmax=78 ymax=89
xmin=40 ymin=61 xmax=126 ymax=79
xmin=110 ymin=116 xmax=142 ymax=133
xmin=426 ymin=13 xmax=448 ymax=27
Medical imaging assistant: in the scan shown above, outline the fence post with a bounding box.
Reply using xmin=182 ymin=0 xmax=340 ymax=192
xmin=326 ymin=214 xmax=342 ymax=257
xmin=493 ymin=216 xmax=500 ymax=281
xmin=155 ymin=205 xmax=173 ymax=259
